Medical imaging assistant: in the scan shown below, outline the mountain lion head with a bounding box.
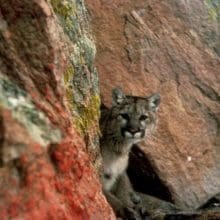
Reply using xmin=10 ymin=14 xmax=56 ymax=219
xmin=110 ymin=88 xmax=160 ymax=143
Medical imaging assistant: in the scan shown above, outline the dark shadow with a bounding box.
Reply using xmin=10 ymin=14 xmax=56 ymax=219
xmin=127 ymin=145 xmax=173 ymax=203
xmin=199 ymin=196 xmax=220 ymax=210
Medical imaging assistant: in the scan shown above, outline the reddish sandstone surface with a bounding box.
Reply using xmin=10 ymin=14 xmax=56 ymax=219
xmin=86 ymin=0 xmax=220 ymax=210
xmin=0 ymin=0 xmax=114 ymax=219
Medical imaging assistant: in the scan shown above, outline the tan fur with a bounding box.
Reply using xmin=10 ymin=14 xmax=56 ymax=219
xmin=100 ymin=88 xmax=160 ymax=219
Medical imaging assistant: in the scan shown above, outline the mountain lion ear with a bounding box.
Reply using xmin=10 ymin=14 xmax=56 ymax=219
xmin=112 ymin=88 xmax=126 ymax=105
xmin=148 ymin=93 xmax=161 ymax=111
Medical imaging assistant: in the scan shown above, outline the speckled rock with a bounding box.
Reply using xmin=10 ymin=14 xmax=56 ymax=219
xmin=86 ymin=0 xmax=220 ymax=210
xmin=0 ymin=0 xmax=114 ymax=219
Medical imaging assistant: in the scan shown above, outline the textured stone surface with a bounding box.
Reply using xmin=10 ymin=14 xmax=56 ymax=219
xmin=86 ymin=0 xmax=220 ymax=210
xmin=0 ymin=0 xmax=114 ymax=219
xmin=167 ymin=0 xmax=220 ymax=56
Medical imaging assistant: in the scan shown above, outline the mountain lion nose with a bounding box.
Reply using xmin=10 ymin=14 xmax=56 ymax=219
xmin=128 ymin=128 xmax=139 ymax=134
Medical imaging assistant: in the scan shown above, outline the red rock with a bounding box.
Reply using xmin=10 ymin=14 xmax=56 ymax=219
xmin=86 ymin=0 xmax=220 ymax=210
xmin=0 ymin=0 xmax=114 ymax=219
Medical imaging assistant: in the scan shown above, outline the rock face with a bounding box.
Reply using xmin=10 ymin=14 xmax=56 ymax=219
xmin=86 ymin=0 xmax=220 ymax=210
xmin=0 ymin=0 xmax=114 ymax=219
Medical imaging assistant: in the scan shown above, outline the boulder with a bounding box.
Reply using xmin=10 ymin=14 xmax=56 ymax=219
xmin=0 ymin=0 xmax=114 ymax=219
xmin=86 ymin=0 xmax=220 ymax=210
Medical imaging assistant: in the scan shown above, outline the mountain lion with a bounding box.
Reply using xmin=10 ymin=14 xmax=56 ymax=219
xmin=100 ymin=88 xmax=160 ymax=219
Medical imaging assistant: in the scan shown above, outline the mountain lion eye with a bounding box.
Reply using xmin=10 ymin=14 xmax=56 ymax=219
xmin=120 ymin=113 xmax=130 ymax=120
xmin=139 ymin=115 xmax=148 ymax=121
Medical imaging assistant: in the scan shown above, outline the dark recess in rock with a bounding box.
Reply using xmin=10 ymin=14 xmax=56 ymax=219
xmin=128 ymin=145 xmax=173 ymax=203
xmin=199 ymin=195 xmax=220 ymax=210
xmin=164 ymin=213 xmax=201 ymax=220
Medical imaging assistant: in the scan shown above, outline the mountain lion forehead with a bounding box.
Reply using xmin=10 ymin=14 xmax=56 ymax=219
xmin=126 ymin=96 xmax=147 ymax=102
xmin=126 ymin=96 xmax=148 ymax=107
xmin=118 ymin=98 xmax=148 ymax=113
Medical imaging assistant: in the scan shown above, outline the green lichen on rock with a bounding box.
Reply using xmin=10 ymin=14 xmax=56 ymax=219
xmin=50 ymin=0 xmax=78 ymax=41
xmin=205 ymin=0 xmax=220 ymax=21
xmin=64 ymin=64 xmax=74 ymax=84
xmin=0 ymin=75 xmax=62 ymax=147
xmin=50 ymin=0 xmax=100 ymax=163
xmin=73 ymin=95 xmax=100 ymax=135
xmin=64 ymin=65 xmax=100 ymax=135
xmin=50 ymin=0 xmax=77 ymax=19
